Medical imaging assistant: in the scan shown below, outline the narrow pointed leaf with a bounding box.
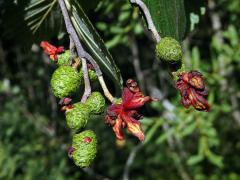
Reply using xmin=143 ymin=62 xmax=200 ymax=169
xmin=64 ymin=0 xmax=123 ymax=90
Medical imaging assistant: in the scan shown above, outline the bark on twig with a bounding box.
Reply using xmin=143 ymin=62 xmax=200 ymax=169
xmin=123 ymin=143 xmax=144 ymax=180
xmin=129 ymin=0 xmax=161 ymax=42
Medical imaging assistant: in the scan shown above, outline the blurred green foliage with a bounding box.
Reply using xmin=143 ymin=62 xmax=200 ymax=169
xmin=1 ymin=0 xmax=240 ymax=179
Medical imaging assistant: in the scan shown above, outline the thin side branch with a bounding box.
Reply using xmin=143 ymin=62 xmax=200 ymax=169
xmin=85 ymin=52 xmax=102 ymax=76
xmin=98 ymin=76 xmax=115 ymax=103
xmin=85 ymin=53 xmax=115 ymax=103
xmin=123 ymin=143 xmax=144 ymax=180
xmin=81 ymin=58 xmax=91 ymax=102
xmin=130 ymin=0 xmax=160 ymax=42
xmin=84 ymin=52 xmax=115 ymax=103
xmin=69 ymin=36 xmax=77 ymax=61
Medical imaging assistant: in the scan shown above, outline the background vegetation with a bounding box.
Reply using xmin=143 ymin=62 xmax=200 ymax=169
xmin=0 ymin=0 xmax=240 ymax=179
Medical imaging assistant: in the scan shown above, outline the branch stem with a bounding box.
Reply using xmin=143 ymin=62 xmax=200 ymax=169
xmin=98 ymin=76 xmax=115 ymax=103
xmin=84 ymin=52 xmax=115 ymax=103
xmin=81 ymin=58 xmax=91 ymax=102
xmin=58 ymin=0 xmax=91 ymax=102
xmin=69 ymin=36 xmax=77 ymax=61
xmin=58 ymin=0 xmax=115 ymax=103
xmin=130 ymin=0 xmax=160 ymax=42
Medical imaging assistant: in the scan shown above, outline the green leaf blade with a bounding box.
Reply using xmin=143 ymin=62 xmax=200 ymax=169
xmin=143 ymin=0 xmax=186 ymax=41
xmin=65 ymin=0 xmax=123 ymax=90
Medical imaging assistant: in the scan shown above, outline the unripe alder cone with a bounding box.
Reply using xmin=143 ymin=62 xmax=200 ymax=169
xmin=72 ymin=130 xmax=97 ymax=168
xmin=155 ymin=37 xmax=183 ymax=64
xmin=65 ymin=103 xmax=90 ymax=131
xmin=57 ymin=50 xmax=71 ymax=66
xmin=85 ymin=92 xmax=105 ymax=114
xmin=88 ymin=69 xmax=98 ymax=82
xmin=50 ymin=66 xmax=82 ymax=98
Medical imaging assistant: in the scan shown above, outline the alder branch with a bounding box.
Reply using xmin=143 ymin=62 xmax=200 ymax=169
xmin=58 ymin=0 xmax=115 ymax=103
xmin=85 ymin=52 xmax=102 ymax=76
xmin=129 ymin=0 xmax=160 ymax=42
xmin=58 ymin=0 xmax=115 ymax=104
xmin=58 ymin=0 xmax=91 ymax=102
xmin=98 ymin=76 xmax=115 ymax=103
xmin=84 ymin=52 xmax=115 ymax=103
xmin=123 ymin=143 xmax=144 ymax=180
xmin=80 ymin=58 xmax=91 ymax=102
xmin=69 ymin=36 xmax=77 ymax=62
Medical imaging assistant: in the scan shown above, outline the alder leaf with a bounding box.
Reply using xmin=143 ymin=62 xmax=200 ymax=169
xmin=24 ymin=0 xmax=58 ymax=34
xmin=64 ymin=0 xmax=123 ymax=90
xmin=142 ymin=0 xmax=186 ymax=41
xmin=2 ymin=0 xmax=62 ymax=46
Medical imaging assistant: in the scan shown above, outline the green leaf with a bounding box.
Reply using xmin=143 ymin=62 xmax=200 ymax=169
xmin=187 ymin=155 xmax=204 ymax=166
xmin=155 ymin=128 xmax=173 ymax=144
xmin=206 ymin=151 xmax=223 ymax=168
xmin=64 ymin=0 xmax=123 ymax=90
xmin=144 ymin=118 xmax=163 ymax=144
xmin=142 ymin=0 xmax=186 ymax=41
xmin=2 ymin=0 xmax=62 ymax=46
xmin=24 ymin=0 xmax=58 ymax=34
xmin=180 ymin=121 xmax=197 ymax=137
xmin=80 ymin=0 xmax=101 ymax=12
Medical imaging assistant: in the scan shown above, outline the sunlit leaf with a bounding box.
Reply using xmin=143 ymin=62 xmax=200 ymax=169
xmin=187 ymin=155 xmax=204 ymax=166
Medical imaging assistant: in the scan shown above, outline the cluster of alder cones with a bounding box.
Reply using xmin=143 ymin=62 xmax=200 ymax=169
xmin=41 ymin=42 xmax=106 ymax=168
xmin=40 ymin=36 xmax=210 ymax=168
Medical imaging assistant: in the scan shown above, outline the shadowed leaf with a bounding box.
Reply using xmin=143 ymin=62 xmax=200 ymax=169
xmin=64 ymin=0 xmax=123 ymax=90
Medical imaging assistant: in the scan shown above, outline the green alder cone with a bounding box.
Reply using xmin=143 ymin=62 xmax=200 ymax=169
xmin=79 ymin=69 xmax=98 ymax=82
xmin=65 ymin=103 xmax=90 ymax=131
xmin=57 ymin=50 xmax=71 ymax=66
xmin=156 ymin=37 xmax=183 ymax=64
xmin=72 ymin=130 xmax=97 ymax=168
xmin=50 ymin=66 xmax=82 ymax=98
xmin=85 ymin=92 xmax=105 ymax=114
xmin=88 ymin=69 xmax=98 ymax=81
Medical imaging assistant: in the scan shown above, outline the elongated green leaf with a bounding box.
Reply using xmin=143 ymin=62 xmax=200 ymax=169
xmin=24 ymin=0 xmax=58 ymax=34
xmin=142 ymin=0 xmax=186 ymax=41
xmin=64 ymin=0 xmax=123 ymax=90
xmin=2 ymin=0 xmax=62 ymax=47
xmin=187 ymin=155 xmax=204 ymax=166
xmin=144 ymin=118 xmax=163 ymax=144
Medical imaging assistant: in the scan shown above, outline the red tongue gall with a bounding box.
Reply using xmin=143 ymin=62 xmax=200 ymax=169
xmin=175 ymin=71 xmax=210 ymax=112
xmin=105 ymin=79 xmax=155 ymax=141
xmin=40 ymin=41 xmax=64 ymax=61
